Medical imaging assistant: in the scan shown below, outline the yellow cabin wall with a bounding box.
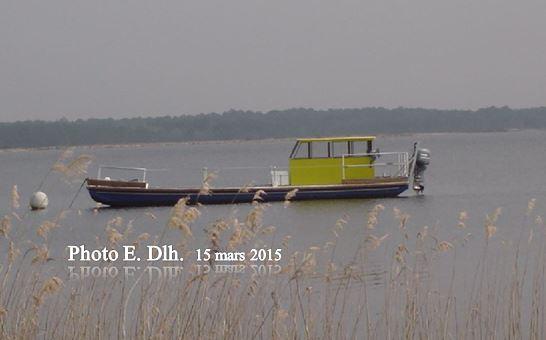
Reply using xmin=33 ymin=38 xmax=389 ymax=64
xmin=289 ymin=157 xmax=374 ymax=185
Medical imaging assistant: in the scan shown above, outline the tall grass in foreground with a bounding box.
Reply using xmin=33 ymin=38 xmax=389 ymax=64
xmin=1 ymin=189 xmax=545 ymax=338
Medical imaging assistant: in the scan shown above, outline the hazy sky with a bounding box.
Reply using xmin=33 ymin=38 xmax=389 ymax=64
xmin=1 ymin=0 xmax=545 ymax=122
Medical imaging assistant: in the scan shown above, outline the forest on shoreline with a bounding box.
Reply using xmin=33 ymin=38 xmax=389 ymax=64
xmin=1 ymin=106 xmax=546 ymax=149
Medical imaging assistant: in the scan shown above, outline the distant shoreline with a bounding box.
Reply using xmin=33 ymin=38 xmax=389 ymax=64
xmin=2 ymin=107 xmax=546 ymax=150
xmin=0 ymin=128 xmax=539 ymax=153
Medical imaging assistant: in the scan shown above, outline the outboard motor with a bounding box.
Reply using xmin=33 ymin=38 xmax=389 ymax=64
xmin=412 ymin=146 xmax=430 ymax=194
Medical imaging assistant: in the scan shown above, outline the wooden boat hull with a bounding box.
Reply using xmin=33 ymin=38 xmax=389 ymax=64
xmin=86 ymin=180 xmax=408 ymax=207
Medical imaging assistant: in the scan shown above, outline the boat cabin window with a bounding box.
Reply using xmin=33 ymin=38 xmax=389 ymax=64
xmin=332 ymin=142 xmax=349 ymax=157
xmin=291 ymin=141 xmax=330 ymax=158
xmin=291 ymin=142 xmax=311 ymax=158
xmin=351 ymin=141 xmax=374 ymax=155
xmin=310 ymin=141 xmax=330 ymax=158
xmin=290 ymin=139 xmax=374 ymax=159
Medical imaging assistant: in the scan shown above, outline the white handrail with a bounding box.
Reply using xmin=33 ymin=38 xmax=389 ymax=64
xmin=97 ymin=165 xmax=167 ymax=182
xmin=341 ymin=152 xmax=409 ymax=179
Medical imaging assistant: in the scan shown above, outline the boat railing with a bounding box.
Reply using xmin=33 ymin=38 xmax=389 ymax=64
xmin=270 ymin=166 xmax=290 ymax=187
xmin=341 ymin=152 xmax=409 ymax=180
xmin=97 ymin=165 xmax=148 ymax=182
xmin=201 ymin=152 xmax=409 ymax=187
xmin=97 ymin=165 xmax=167 ymax=182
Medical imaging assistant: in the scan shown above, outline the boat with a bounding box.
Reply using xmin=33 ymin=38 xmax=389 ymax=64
xmin=86 ymin=136 xmax=430 ymax=206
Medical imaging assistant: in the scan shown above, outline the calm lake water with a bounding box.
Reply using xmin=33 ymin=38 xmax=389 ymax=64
xmin=2 ymin=129 xmax=545 ymax=238
xmin=2 ymin=130 xmax=546 ymax=255
xmin=0 ymin=131 xmax=544 ymax=279
xmin=1 ymin=130 xmax=546 ymax=336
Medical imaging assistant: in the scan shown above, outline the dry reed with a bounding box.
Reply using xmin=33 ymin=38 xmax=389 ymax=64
xmin=1 ymin=187 xmax=546 ymax=339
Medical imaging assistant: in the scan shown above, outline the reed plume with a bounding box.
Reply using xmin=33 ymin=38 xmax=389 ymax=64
xmin=8 ymin=241 xmax=20 ymax=264
xmin=11 ymin=185 xmax=20 ymax=210
xmin=106 ymin=227 xmax=124 ymax=246
xmin=527 ymin=198 xmax=536 ymax=216
xmin=437 ymin=240 xmax=453 ymax=252
xmin=36 ymin=220 xmax=56 ymax=240
xmin=458 ymin=210 xmax=468 ymax=228
xmin=107 ymin=216 xmax=123 ymax=228
xmin=132 ymin=232 xmax=151 ymax=249
xmin=283 ymin=188 xmax=298 ymax=207
xmin=0 ymin=215 xmax=11 ymax=238
xmin=199 ymin=171 xmax=217 ymax=195
xmin=31 ymin=244 xmax=50 ymax=264
xmin=58 ymin=147 xmax=74 ymax=161
xmin=485 ymin=207 xmax=502 ymax=238
xmin=245 ymin=202 xmax=266 ymax=231
xmin=366 ymin=204 xmax=385 ymax=229
xmin=33 ymin=277 xmax=63 ymax=307
xmin=393 ymin=207 xmax=410 ymax=229
xmin=365 ymin=233 xmax=389 ymax=251
xmin=52 ymin=154 xmax=93 ymax=178
xmin=253 ymin=189 xmax=267 ymax=201
xmin=168 ymin=197 xmax=198 ymax=238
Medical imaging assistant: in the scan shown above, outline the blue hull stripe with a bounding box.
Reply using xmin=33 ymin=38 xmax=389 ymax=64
xmin=88 ymin=185 xmax=408 ymax=207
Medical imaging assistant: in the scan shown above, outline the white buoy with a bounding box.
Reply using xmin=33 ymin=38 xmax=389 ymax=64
xmin=30 ymin=191 xmax=48 ymax=210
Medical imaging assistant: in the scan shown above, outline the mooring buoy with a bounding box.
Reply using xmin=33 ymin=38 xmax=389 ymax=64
xmin=30 ymin=191 xmax=48 ymax=210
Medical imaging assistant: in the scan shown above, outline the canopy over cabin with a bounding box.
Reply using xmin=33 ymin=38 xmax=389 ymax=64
xmin=288 ymin=136 xmax=377 ymax=185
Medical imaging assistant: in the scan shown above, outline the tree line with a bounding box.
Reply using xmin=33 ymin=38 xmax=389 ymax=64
xmin=1 ymin=106 xmax=546 ymax=149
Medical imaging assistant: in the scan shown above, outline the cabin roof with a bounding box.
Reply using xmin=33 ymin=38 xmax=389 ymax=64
xmin=296 ymin=136 xmax=376 ymax=143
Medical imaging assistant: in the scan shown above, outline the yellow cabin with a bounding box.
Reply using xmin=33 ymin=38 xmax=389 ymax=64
xmin=289 ymin=136 xmax=377 ymax=185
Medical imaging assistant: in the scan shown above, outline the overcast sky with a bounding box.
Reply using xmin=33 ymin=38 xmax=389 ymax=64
xmin=1 ymin=0 xmax=545 ymax=122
